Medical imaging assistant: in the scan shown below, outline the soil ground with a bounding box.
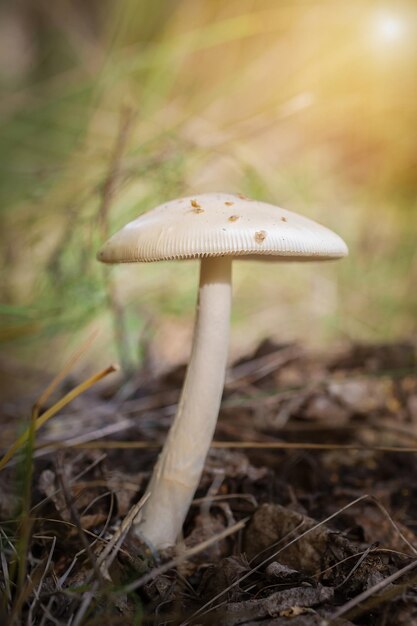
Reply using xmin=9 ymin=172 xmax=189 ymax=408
xmin=1 ymin=339 xmax=417 ymax=625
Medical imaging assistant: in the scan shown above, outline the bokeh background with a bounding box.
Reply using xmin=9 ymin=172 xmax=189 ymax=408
xmin=1 ymin=0 xmax=416 ymax=394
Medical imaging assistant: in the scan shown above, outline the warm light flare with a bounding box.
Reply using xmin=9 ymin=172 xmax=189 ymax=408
xmin=373 ymin=11 xmax=406 ymax=43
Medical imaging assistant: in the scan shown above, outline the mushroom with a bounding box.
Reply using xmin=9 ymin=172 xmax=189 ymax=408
xmin=97 ymin=192 xmax=348 ymax=549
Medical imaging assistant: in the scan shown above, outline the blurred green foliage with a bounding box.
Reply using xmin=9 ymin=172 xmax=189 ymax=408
xmin=0 ymin=0 xmax=416 ymax=376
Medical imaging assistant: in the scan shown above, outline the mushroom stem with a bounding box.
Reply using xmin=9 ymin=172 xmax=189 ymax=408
xmin=134 ymin=256 xmax=232 ymax=548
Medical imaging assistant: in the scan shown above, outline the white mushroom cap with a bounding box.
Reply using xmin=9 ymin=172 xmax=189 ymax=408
xmin=97 ymin=192 xmax=348 ymax=263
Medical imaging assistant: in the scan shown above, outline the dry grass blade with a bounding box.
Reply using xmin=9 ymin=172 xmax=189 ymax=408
xmin=333 ymin=544 xmax=376 ymax=590
xmin=0 ymin=364 xmax=118 ymax=471
xmin=97 ymin=492 xmax=150 ymax=579
xmin=226 ymin=346 xmax=301 ymax=386
xmin=31 ymin=453 xmax=107 ymax=514
xmin=36 ymin=440 xmax=417 ymax=453
xmin=31 ymin=329 xmax=100 ymax=421
xmin=55 ymin=454 xmax=103 ymax=582
xmin=317 ymin=548 xmax=393 ymax=580
xmin=38 ymin=417 xmax=135 ymax=451
xmin=369 ymin=496 xmax=417 ymax=556
xmin=72 ymin=583 xmax=99 ymax=626
xmin=328 ymin=559 xmax=417 ymax=623
xmin=1 ymin=356 xmax=116 ymax=624
xmin=26 ymin=536 xmax=56 ymax=625
xmin=69 ymin=493 xmax=150 ymax=625
xmin=1 ymin=547 xmax=12 ymax=610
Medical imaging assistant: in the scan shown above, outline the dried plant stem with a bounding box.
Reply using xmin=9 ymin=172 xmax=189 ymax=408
xmin=32 ymin=329 xmax=99 ymax=419
xmin=0 ymin=365 xmax=118 ymax=471
xmin=37 ymin=440 xmax=417 ymax=454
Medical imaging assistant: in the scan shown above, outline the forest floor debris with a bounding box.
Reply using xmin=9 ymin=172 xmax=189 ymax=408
xmin=1 ymin=339 xmax=417 ymax=625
